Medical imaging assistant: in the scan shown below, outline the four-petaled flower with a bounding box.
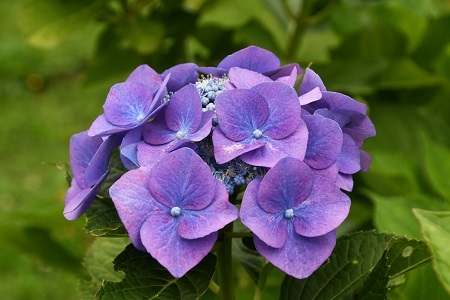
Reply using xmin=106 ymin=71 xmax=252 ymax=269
xmin=213 ymin=81 xmax=308 ymax=167
xmin=110 ymin=147 xmax=238 ymax=277
xmin=240 ymin=157 xmax=350 ymax=278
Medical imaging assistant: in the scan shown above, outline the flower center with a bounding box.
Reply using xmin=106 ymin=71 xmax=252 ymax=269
xmin=171 ymin=206 xmax=182 ymax=217
xmin=253 ymin=129 xmax=263 ymax=139
xmin=176 ymin=130 xmax=187 ymax=139
xmin=284 ymin=208 xmax=294 ymax=219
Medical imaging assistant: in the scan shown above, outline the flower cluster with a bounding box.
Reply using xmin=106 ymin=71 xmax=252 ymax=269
xmin=64 ymin=46 xmax=375 ymax=279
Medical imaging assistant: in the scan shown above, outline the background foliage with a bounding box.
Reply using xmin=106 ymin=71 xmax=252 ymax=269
xmin=0 ymin=0 xmax=449 ymax=299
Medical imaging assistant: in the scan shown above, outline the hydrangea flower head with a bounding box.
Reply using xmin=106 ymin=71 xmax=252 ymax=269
xmin=240 ymin=157 xmax=350 ymax=278
xmin=109 ymin=147 xmax=238 ymax=277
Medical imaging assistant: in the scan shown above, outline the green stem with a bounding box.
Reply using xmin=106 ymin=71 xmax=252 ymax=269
xmin=285 ymin=0 xmax=312 ymax=60
xmin=217 ymin=222 xmax=235 ymax=300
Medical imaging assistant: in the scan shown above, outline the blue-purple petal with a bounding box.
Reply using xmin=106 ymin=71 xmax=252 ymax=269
xmin=161 ymin=63 xmax=198 ymax=92
xmin=217 ymin=46 xmax=280 ymax=73
xmin=254 ymin=229 xmax=336 ymax=279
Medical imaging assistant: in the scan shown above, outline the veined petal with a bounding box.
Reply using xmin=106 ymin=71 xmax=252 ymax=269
xmin=148 ymin=148 xmax=215 ymax=210
xmin=215 ymin=89 xmax=269 ymax=141
xmin=126 ymin=64 xmax=161 ymax=85
xmin=251 ymin=82 xmax=301 ymax=139
xmin=256 ymin=158 xmax=313 ymax=213
xmin=165 ymin=84 xmax=203 ymax=133
xmin=239 ymin=120 xmax=308 ymax=168
xmin=337 ymin=133 xmax=361 ymax=174
xmin=69 ymin=131 xmax=102 ymax=188
xmin=228 ymin=67 xmax=272 ymax=89
xmin=293 ymin=176 xmax=350 ymax=237
xmin=303 ymin=115 xmax=343 ymax=170
xmin=187 ymin=111 xmax=214 ymax=142
xmin=212 ymin=127 xmax=265 ymax=164
xmin=143 ymin=111 xmax=177 ymax=145
xmin=109 ymin=166 xmax=163 ymax=252
xmin=254 ymin=228 xmax=336 ymax=279
xmin=299 ymin=68 xmax=326 ymax=95
xmin=84 ymin=134 xmax=117 ymax=188
xmin=240 ymin=179 xmax=288 ymax=248
xmin=178 ymin=181 xmax=237 ymax=239
xmin=140 ymin=215 xmax=217 ymax=278
xmin=103 ymin=82 xmax=159 ymax=127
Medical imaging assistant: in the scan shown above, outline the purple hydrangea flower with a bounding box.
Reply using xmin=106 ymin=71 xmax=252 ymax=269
xmin=137 ymin=84 xmax=214 ymax=167
xmin=213 ymin=81 xmax=308 ymax=167
xmin=88 ymin=74 xmax=170 ymax=137
xmin=63 ymin=131 xmax=116 ymax=220
xmin=109 ymin=147 xmax=238 ymax=277
xmin=240 ymin=157 xmax=350 ymax=278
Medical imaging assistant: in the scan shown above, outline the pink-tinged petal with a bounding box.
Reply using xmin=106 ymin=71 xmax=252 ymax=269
xmin=140 ymin=215 xmax=217 ymax=278
xmin=212 ymin=127 xmax=265 ymax=164
xmin=228 ymin=67 xmax=272 ymax=89
xmin=88 ymin=114 xmax=129 ymax=137
xmin=322 ymin=91 xmax=366 ymax=114
xmin=104 ymin=82 xmax=161 ymax=127
xmin=338 ymin=133 xmax=361 ymax=174
xmin=239 ymin=121 xmax=308 ymax=168
xmin=84 ymin=134 xmax=117 ymax=187
xmin=257 ymin=158 xmax=313 ymax=213
xmin=299 ymin=87 xmax=322 ymax=105
xmin=165 ymin=84 xmax=203 ymax=133
xmin=299 ymin=68 xmax=326 ymax=95
xmin=187 ymin=111 xmax=214 ymax=142
xmin=360 ymin=150 xmax=372 ymax=172
xmin=240 ymin=179 xmax=288 ymax=248
xmin=69 ymin=131 xmax=102 ymax=188
xmin=148 ymin=148 xmax=215 ymax=210
xmin=254 ymin=229 xmax=336 ymax=279
xmin=293 ymin=176 xmax=350 ymax=237
xmin=161 ymin=63 xmax=198 ymax=92
xmin=303 ymin=115 xmax=343 ymax=170
xmin=126 ymin=64 xmax=161 ymax=85
xmin=218 ymin=46 xmax=280 ymax=73
xmin=215 ymin=89 xmax=269 ymax=141
xmin=64 ymin=168 xmax=110 ymax=221
xmin=143 ymin=112 xmax=176 ymax=145
xmin=178 ymin=181 xmax=237 ymax=239
xmin=251 ymin=82 xmax=301 ymax=139
xmin=109 ymin=166 xmax=161 ymax=252
xmin=337 ymin=173 xmax=354 ymax=191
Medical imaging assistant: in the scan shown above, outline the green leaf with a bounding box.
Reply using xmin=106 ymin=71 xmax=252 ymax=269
xmin=376 ymin=58 xmax=443 ymax=90
xmin=279 ymin=231 xmax=393 ymax=300
xmin=84 ymin=199 xmax=127 ymax=237
xmin=389 ymin=264 xmax=450 ymax=299
xmin=19 ymin=0 xmax=102 ymax=48
xmin=422 ymin=138 xmax=450 ymax=200
xmin=349 ymin=237 xmax=432 ymax=299
xmin=368 ymin=192 xmax=450 ymax=238
xmin=414 ymin=209 xmax=450 ymax=294
xmin=96 ymin=244 xmax=216 ymax=299
xmin=279 ymin=232 xmax=432 ymax=300
xmin=79 ymin=238 xmax=130 ymax=300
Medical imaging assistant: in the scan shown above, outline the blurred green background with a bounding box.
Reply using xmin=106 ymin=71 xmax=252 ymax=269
xmin=1 ymin=0 xmax=449 ymax=299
